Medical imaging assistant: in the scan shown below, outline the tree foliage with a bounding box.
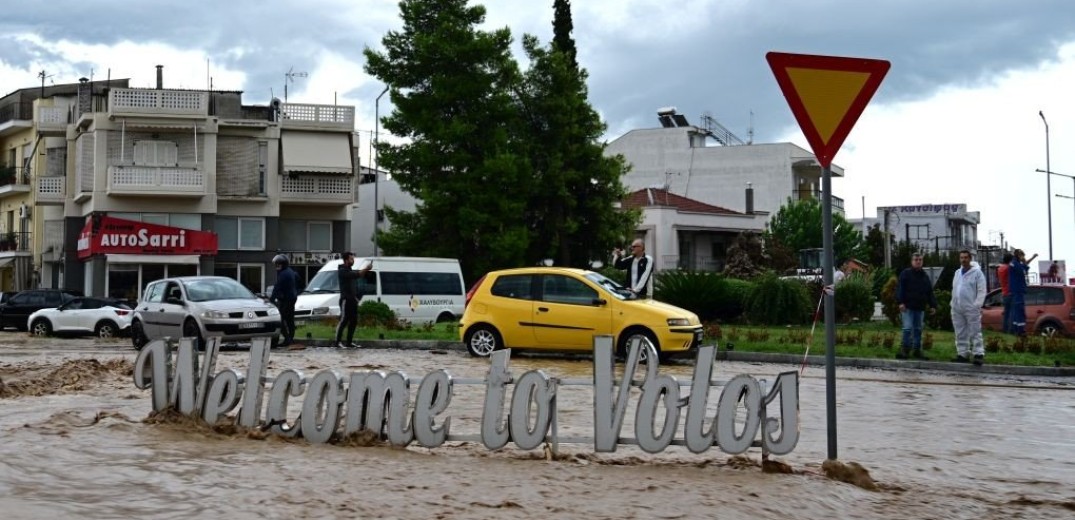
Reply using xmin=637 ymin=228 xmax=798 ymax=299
xmin=764 ymin=198 xmax=865 ymax=265
xmin=365 ymin=0 xmax=637 ymax=281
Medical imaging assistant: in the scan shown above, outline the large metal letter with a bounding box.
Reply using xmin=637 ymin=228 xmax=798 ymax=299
xmin=169 ymin=338 xmax=200 ymax=415
xmin=684 ymin=345 xmax=717 ymax=453
xmin=761 ymin=371 xmax=800 ymax=455
xmin=593 ymin=335 xmax=639 ymax=452
xmin=238 ymin=338 xmax=272 ymax=428
xmin=413 ymin=370 xmax=453 ymax=448
xmin=301 ymin=370 xmax=344 ymax=444
xmin=508 ymin=370 xmax=557 ymax=451
xmin=715 ymin=375 xmax=762 ymax=454
xmin=480 ymin=350 xmax=512 ymax=450
xmin=133 ymin=339 xmax=171 ymax=412
xmin=266 ymin=369 xmax=306 ymax=437
xmin=202 ymin=369 xmax=243 ymax=424
xmin=343 ymin=370 xmax=412 ymax=445
xmin=634 ymin=356 xmax=683 ymax=454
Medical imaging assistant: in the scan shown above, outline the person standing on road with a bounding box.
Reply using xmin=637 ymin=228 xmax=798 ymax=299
xmin=951 ymin=250 xmax=987 ymax=365
xmin=996 ymin=253 xmax=1014 ymax=333
xmin=335 ymin=252 xmax=372 ymax=349
xmin=1008 ymin=249 xmax=1037 ymax=336
xmin=270 ymin=254 xmax=300 ymax=348
xmin=612 ymin=238 xmax=654 ymax=298
xmin=895 ymin=253 xmax=937 ymax=360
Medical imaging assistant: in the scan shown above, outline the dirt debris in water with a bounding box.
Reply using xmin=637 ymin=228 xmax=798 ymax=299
xmin=0 ymin=358 xmax=133 ymax=398
xmin=822 ymin=459 xmax=879 ymax=491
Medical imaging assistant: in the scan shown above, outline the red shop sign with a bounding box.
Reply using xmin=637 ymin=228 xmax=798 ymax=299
xmin=77 ymin=216 xmax=218 ymax=259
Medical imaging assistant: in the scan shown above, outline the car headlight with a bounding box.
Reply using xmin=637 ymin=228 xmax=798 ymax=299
xmin=312 ymin=307 xmax=329 ymax=315
xmin=267 ymin=308 xmax=280 ymax=316
xmin=667 ymin=318 xmax=691 ymax=326
xmin=203 ymin=310 xmax=230 ymax=319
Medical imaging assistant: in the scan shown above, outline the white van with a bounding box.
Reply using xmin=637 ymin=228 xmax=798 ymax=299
xmin=294 ymin=257 xmax=465 ymax=325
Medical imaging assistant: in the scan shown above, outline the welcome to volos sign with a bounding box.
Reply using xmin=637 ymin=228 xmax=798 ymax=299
xmin=132 ymin=336 xmax=800 ymax=456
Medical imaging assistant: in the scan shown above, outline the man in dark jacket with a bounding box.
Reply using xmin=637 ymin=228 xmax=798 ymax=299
xmin=335 ymin=252 xmax=372 ymax=349
xmin=270 ymin=254 xmax=300 ymax=347
xmin=895 ymin=253 xmax=937 ymax=359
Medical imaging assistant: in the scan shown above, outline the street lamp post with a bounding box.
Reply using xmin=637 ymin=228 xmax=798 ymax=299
xmin=1037 ymin=168 xmax=1075 ymax=262
xmin=1040 ymin=111 xmax=1053 ymax=260
xmin=373 ymin=85 xmax=389 ymax=258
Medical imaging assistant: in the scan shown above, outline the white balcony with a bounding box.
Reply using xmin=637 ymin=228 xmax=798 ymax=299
xmin=107 ymin=165 xmax=205 ymax=196
xmin=36 ymin=106 xmax=69 ymax=135
xmin=35 ymin=176 xmax=65 ymax=205
xmin=280 ymin=103 xmax=354 ymax=131
xmin=280 ymin=174 xmax=354 ymax=204
xmin=109 ymin=89 xmax=208 ymax=118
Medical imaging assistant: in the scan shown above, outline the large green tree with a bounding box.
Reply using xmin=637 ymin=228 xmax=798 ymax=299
xmin=516 ymin=3 xmax=636 ymax=267
xmin=364 ymin=0 xmax=529 ymax=281
xmin=764 ymin=198 xmax=865 ymax=264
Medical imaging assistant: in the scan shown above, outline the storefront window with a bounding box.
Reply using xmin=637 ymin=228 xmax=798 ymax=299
xmin=239 ymin=264 xmax=264 ymax=294
xmin=308 ymin=222 xmax=331 ymax=251
xmin=107 ymin=265 xmax=138 ymax=302
xmin=239 ymin=218 xmax=264 ymax=250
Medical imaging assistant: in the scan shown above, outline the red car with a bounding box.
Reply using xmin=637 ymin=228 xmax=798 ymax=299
xmin=981 ymin=285 xmax=1075 ymax=337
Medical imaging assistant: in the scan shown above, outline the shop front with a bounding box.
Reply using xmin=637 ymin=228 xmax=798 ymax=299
xmin=76 ymin=215 xmax=218 ymax=301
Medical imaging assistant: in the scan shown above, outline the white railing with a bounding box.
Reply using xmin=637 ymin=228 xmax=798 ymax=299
xmin=280 ymin=175 xmax=353 ymax=203
xmin=36 ymin=176 xmax=65 ymax=203
xmin=280 ymin=103 xmax=354 ymax=130
xmin=109 ymin=89 xmax=208 ymax=117
xmin=108 ymin=165 xmax=205 ymax=194
xmin=36 ymin=106 xmax=69 ymax=131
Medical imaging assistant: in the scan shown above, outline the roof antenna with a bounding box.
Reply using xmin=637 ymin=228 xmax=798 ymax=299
xmin=284 ymin=66 xmax=308 ymax=103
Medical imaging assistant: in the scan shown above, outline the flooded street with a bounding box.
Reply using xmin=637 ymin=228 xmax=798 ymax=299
xmin=1 ymin=334 xmax=1073 ymax=519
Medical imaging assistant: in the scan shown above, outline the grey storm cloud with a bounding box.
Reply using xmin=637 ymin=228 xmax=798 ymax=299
xmin=4 ymin=0 xmax=1074 ymax=141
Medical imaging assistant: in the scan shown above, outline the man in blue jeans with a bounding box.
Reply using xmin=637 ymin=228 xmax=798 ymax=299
xmin=895 ymin=253 xmax=938 ymax=359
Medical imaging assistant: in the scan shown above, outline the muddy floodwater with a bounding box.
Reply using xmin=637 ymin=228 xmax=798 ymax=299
xmin=1 ymin=334 xmax=1073 ymax=519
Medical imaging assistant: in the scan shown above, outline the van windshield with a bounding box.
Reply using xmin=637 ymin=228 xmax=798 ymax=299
xmin=303 ymin=271 xmax=339 ymax=293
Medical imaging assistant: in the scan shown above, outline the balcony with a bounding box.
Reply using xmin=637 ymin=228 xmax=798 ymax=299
xmin=36 ymin=106 xmax=70 ymax=135
xmin=0 ymin=101 xmax=33 ymax=136
xmin=107 ymin=165 xmax=205 ymax=197
xmin=36 ymin=176 xmax=66 ymax=205
xmin=279 ymin=174 xmax=354 ymax=205
xmin=280 ymin=103 xmax=354 ymax=131
xmin=0 ymin=167 xmax=31 ymax=199
xmin=109 ymin=89 xmax=208 ymax=118
xmin=794 ymin=189 xmax=845 ymax=214
xmin=0 ymin=231 xmax=32 ymax=252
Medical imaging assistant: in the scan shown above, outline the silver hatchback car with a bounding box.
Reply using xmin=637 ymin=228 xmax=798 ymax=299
xmin=131 ymin=276 xmax=282 ymax=350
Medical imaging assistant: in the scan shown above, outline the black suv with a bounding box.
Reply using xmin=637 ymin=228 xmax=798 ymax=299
xmin=0 ymin=289 xmax=83 ymax=331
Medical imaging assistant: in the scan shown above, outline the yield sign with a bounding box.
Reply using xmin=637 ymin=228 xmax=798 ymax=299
xmin=766 ymin=52 xmax=890 ymax=168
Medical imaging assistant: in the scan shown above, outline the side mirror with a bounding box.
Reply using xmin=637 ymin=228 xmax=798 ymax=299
xmin=165 ymin=296 xmax=184 ymax=305
xmin=592 ymin=298 xmax=607 ymax=306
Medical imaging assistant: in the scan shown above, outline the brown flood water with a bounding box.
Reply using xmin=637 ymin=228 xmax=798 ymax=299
xmin=1 ymin=334 xmax=1073 ymax=519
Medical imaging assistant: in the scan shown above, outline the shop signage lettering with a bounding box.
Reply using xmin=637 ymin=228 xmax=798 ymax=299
xmin=77 ymin=215 xmax=218 ymax=258
xmin=133 ymin=336 xmax=800 ymax=455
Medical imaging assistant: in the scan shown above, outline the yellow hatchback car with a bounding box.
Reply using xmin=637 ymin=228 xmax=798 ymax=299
xmin=460 ymin=267 xmax=703 ymax=361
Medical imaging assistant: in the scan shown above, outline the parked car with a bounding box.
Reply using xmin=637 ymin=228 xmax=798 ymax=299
xmin=130 ymin=276 xmax=282 ymax=350
xmin=460 ymin=267 xmax=703 ymax=361
xmin=28 ymin=297 xmax=133 ymax=338
xmin=981 ymin=285 xmax=1075 ymax=337
xmin=0 ymin=289 xmax=83 ymax=331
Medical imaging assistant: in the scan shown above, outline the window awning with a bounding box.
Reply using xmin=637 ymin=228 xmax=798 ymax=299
xmin=281 ymin=131 xmax=353 ymax=175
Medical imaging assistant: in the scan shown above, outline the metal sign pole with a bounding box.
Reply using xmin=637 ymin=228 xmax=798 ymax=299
xmin=821 ymin=165 xmax=838 ymax=460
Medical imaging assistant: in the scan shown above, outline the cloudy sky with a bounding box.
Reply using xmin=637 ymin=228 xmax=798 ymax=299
xmin=4 ymin=0 xmax=1075 ymax=268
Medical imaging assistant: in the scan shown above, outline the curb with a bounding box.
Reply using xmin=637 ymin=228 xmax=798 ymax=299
xmin=286 ymin=340 xmax=1075 ymax=377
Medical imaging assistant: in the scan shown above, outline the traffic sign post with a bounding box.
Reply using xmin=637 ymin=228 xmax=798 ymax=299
xmin=767 ymin=52 xmax=890 ymax=461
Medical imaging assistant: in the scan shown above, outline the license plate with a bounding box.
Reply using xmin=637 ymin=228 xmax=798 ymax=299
xmin=239 ymin=322 xmax=261 ymax=330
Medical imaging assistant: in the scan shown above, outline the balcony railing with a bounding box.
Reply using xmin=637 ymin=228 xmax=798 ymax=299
xmin=109 ymin=89 xmax=208 ymax=117
xmin=0 ymin=231 xmax=32 ymax=252
xmin=36 ymin=176 xmax=66 ymax=204
xmin=0 ymin=101 xmax=33 ymax=125
xmin=794 ymin=189 xmax=845 ymax=213
xmin=280 ymin=174 xmax=354 ymax=204
xmin=280 ymin=103 xmax=355 ymax=131
xmin=107 ymin=165 xmax=205 ymax=196
xmin=0 ymin=166 xmax=30 ymax=186
xmin=36 ymin=106 xmax=70 ymax=133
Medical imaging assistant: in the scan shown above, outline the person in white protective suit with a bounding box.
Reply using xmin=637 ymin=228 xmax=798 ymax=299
xmin=950 ymin=249 xmax=987 ymax=366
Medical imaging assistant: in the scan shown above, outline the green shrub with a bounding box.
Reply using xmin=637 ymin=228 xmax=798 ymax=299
xmin=358 ymin=300 xmax=396 ymax=327
xmin=880 ymin=275 xmax=900 ymax=326
xmin=744 ymin=273 xmax=811 ymax=325
xmin=870 ymin=267 xmax=894 ymax=300
xmin=926 ymin=290 xmax=953 ymax=331
xmin=722 ymin=278 xmax=754 ymax=322
xmin=654 ymin=271 xmax=751 ymax=322
xmin=835 ymin=273 xmax=875 ymax=323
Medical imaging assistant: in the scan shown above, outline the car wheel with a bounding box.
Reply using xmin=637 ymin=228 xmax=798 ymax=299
xmin=183 ymin=318 xmax=206 ymax=351
xmin=95 ymin=321 xmax=119 ymax=339
xmin=30 ymin=319 xmax=52 ymax=337
xmin=1038 ymin=321 xmax=1062 ymax=338
xmin=464 ymin=325 xmax=502 ymax=357
xmin=617 ymin=329 xmax=661 ymax=363
xmin=131 ymin=320 xmax=149 ymax=350
xmin=435 ymin=312 xmax=456 ymax=324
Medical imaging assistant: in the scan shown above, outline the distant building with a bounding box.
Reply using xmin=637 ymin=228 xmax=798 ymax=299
xmin=851 ymin=203 xmax=981 ymax=254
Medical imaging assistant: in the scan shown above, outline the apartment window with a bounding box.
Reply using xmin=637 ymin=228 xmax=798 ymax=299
xmin=133 ymin=140 xmax=178 ymax=166
xmin=215 ymin=217 xmax=265 ymax=250
xmin=308 ymin=222 xmax=331 ymax=251
xmin=258 ymin=141 xmax=268 ymax=195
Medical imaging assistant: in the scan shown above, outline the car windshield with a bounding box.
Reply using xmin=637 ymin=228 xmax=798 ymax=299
xmin=583 ymin=272 xmax=635 ymax=300
xmin=182 ymin=278 xmax=257 ymax=302
xmin=302 ymin=270 xmax=339 ymax=293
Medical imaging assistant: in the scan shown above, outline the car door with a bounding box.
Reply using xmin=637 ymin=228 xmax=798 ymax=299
xmin=980 ymin=289 xmax=1004 ymax=332
xmin=52 ymin=298 xmax=85 ymax=332
xmin=8 ymin=291 xmax=47 ymax=331
xmin=1028 ymin=286 xmax=1065 ymax=333
xmin=73 ymin=298 xmax=103 ymax=332
xmin=533 ymin=274 xmax=612 ymax=350
xmin=157 ymin=281 xmax=188 ymax=339
xmin=137 ymin=282 xmax=166 ymax=338
xmin=485 ymin=274 xmax=537 ymax=347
